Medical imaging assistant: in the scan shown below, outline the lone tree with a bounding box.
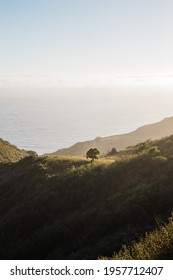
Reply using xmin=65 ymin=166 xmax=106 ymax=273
xmin=86 ymin=148 xmax=100 ymax=162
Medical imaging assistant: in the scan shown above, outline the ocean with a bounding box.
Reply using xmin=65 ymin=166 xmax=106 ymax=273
xmin=1 ymin=85 xmax=173 ymax=155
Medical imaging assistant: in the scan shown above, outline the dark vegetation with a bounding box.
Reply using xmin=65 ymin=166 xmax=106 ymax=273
xmin=102 ymin=215 xmax=173 ymax=260
xmin=108 ymin=147 xmax=118 ymax=156
xmin=1 ymin=134 xmax=173 ymax=259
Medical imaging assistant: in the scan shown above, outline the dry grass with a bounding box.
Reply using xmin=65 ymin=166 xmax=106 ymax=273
xmin=101 ymin=215 xmax=173 ymax=260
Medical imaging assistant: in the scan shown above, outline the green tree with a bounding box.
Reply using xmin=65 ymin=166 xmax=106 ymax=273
xmin=86 ymin=148 xmax=100 ymax=162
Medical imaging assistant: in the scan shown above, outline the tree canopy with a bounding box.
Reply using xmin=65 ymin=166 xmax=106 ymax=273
xmin=86 ymin=148 xmax=100 ymax=161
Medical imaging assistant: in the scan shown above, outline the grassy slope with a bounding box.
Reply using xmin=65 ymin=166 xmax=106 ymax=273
xmin=1 ymin=135 xmax=173 ymax=259
xmin=102 ymin=215 xmax=173 ymax=260
xmin=0 ymin=138 xmax=29 ymax=162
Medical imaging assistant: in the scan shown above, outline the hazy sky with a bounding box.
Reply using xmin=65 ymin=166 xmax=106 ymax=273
xmin=0 ymin=0 xmax=173 ymax=78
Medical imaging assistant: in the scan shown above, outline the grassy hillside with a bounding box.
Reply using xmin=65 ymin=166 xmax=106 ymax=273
xmin=1 ymin=135 xmax=173 ymax=259
xmin=102 ymin=214 xmax=173 ymax=260
xmin=0 ymin=138 xmax=29 ymax=162
xmin=48 ymin=116 xmax=173 ymax=156
xmin=118 ymin=133 xmax=173 ymax=158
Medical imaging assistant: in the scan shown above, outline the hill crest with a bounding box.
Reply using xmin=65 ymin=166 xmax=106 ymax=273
xmin=47 ymin=116 xmax=173 ymax=156
xmin=0 ymin=138 xmax=35 ymax=162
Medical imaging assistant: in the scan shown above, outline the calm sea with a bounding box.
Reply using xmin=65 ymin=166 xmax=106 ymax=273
xmin=1 ymin=86 xmax=173 ymax=154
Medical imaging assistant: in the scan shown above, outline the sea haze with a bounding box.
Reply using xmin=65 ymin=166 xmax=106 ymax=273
xmin=0 ymin=85 xmax=173 ymax=155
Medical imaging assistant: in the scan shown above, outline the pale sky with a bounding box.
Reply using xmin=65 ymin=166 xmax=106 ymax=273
xmin=0 ymin=0 xmax=173 ymax=79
